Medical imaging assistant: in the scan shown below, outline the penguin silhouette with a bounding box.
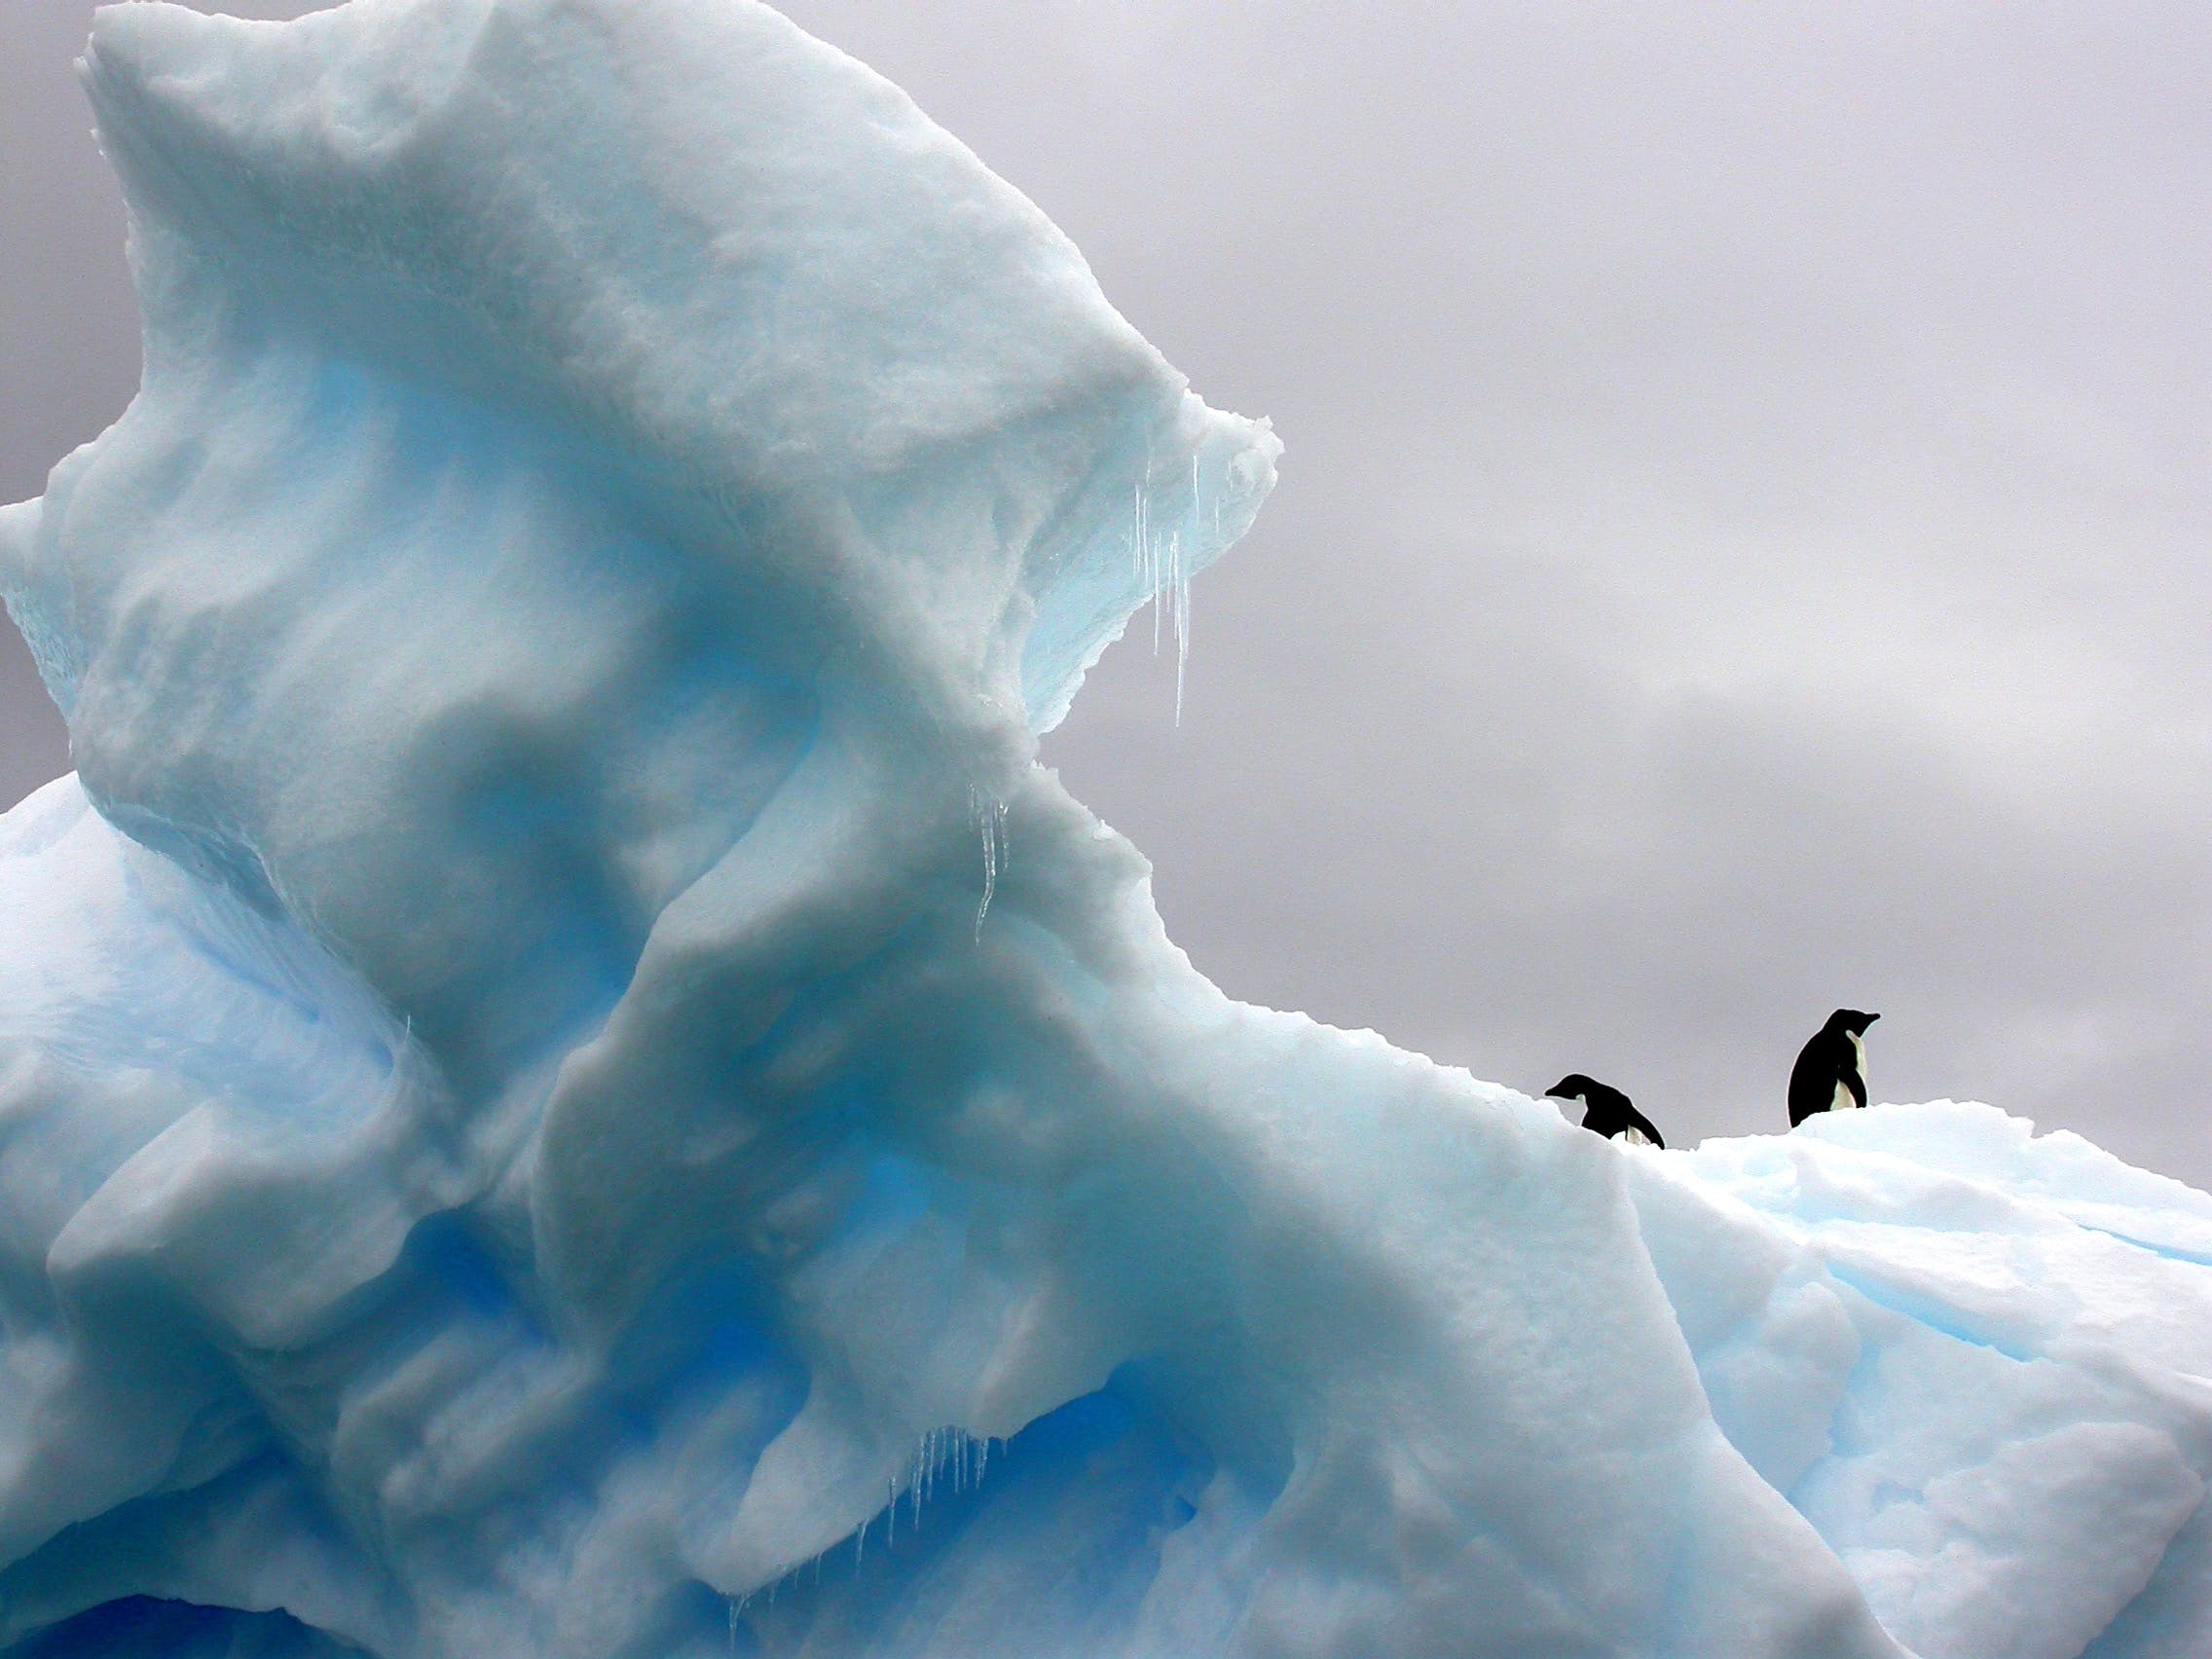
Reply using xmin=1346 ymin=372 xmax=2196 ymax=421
xmin=1547 ymin=1075 xmax=1666 ymax=1149
xmin=1788 ymin=1010 xmax=1879 ymax=1127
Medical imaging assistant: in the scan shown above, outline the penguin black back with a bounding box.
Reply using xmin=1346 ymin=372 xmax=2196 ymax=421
xmin=1788 ymin=1010 xmax=1879 ymax=1127
xmin=1547 ymin=1074 xmax=1666 ymax=1149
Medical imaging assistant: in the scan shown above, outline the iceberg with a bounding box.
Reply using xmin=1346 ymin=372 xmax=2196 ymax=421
xmin=0 ymin=2 xmax=2205 ymax=1654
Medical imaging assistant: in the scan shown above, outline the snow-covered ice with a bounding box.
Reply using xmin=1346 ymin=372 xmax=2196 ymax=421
xmin=0 ymin=2 xmax=2205 ymax=1654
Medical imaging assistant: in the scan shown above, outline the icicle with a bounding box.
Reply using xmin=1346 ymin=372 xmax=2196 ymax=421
xmin=1146 ymin=484 xmax=1162 ymax=653
xmin=1133 ymin=438 xmax=1163 ymax=656
xmin=1130 ymin=483 xmax=1144 ymax=577
xmin=981 ymin=806 xmax=995 ymax=919
xmin=973 ymin=790 xmax=1008 ymax=936
xmin=856 ymin=1515 xmax=867 ymax=1566
xmin=1169 ymin=526 xmax=1191 ymax=725
xmin=1132 ymin=479 xmax=1152 ymax=608
xmin=727 ymin=1597 xmax=739 ymax=1654
xmin=887 ymin=1477 xmax=897 ymax=1547
xmin=981 ymin=809 xmax=993 ymax=932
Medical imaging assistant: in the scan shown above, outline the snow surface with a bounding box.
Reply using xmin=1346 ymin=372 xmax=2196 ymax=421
xmin=0 ymin=1 xmax=2207 ymax=1655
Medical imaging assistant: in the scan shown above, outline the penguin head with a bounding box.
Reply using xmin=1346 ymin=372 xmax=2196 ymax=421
xmin=1546 ymin=1074 xmax=1598 ymax=1103
xmin=1828 ymin=1009 xmax=1879 ymax=1036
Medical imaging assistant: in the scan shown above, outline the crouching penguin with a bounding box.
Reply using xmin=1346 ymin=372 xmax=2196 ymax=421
xmin=1547 ymin=1075 xmax=1666 ymax=1149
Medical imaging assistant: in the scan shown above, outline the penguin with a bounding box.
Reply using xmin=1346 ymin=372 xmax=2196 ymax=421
xmin=1546 ymin=1074 xmax=1666 ymax=1149
xmin=1788 ymin=1010 xmax=1879 ymax=1127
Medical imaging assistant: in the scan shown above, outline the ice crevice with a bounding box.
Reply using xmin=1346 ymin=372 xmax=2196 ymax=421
xmin=0 ymin=2 xmax=2208 ymax=1656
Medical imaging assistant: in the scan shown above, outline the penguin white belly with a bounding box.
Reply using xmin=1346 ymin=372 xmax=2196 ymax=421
xmin=1621 ymin=1125 xmax=1656 ymax=1148
xmin=1832 ymin=1032 xmax=1867 ymax=1111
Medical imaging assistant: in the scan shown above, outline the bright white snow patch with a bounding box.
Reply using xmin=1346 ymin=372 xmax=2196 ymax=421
xmin=1634 ymin=1102 xmax=2212 ymax=1659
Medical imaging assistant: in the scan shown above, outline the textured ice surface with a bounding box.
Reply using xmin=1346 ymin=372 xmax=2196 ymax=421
xmin=0 ymin=2 xmax=2206 ymax=1655
xmin=1634 ymin=1106 xmax=2212 ymax=1659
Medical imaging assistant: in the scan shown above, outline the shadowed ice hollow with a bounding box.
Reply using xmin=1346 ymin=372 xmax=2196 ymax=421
xmin=1 ymin=3 xmax=2208 ymax=1655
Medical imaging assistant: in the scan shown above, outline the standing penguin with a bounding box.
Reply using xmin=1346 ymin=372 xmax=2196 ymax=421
xmin=1788 ymin=1010 xmax=1879 ymax=1127
xmin=1547 ymin=1075 xmax=1666 ymax=1148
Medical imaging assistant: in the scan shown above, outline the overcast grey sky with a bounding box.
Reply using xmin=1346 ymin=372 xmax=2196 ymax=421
xmin=5 ymin=0 xmax=2209 ymax=1188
